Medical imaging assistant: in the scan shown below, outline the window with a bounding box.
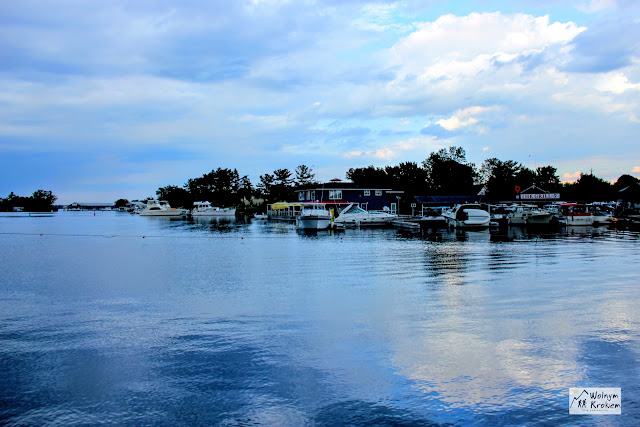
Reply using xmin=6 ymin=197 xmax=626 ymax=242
xmin=298 ymin=192 xmax=305 ymax=201
xmin=375 ymin=190 xmax=382 ymax=196
xmin=310 ymin=191 xmax=315 ymax=201
xmin=364 ymin=190 xmax=370 ymax=196
xmin=329 ymin=190 xmax=342 ymax=200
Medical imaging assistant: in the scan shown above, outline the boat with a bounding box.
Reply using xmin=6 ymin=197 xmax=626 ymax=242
xmin=442 ymin=204 xmax=490 ymax=228
xmin=507 ymin=204 xmax=554 ymax=226
xmin=139 ymin=200 xmax=189 ymax=217
xmin=588 ymin=205 xmax=615 ymax=225
xmin=419 ymin=206 xmax=448 ymax=227
xmin=296 ymin=203 xmax=332 ymax=230
xmin=253 ymin=213 xmax=268 ymax=220
xmin=191 ymin=201 xmax=236 ymax=217
xmin=556 ymin=203 xmax=593 ymax=226
xmin=333 ymin=203 xmax=396 ymax=227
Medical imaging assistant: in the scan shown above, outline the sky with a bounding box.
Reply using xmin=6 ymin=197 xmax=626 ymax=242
xmin=1 ymin=0 xmax=639 ymax=204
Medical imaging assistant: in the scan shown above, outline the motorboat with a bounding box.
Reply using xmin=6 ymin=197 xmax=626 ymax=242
xmin=296 ymin=203 xmax=332 ymax=230
xmin=140 ymin=200 xmax=189 ymax=217
xmin=556 ymin=203 xmax=593 ymax=226
xmin=191 ymin=201 xmax=236 ymax=217
xmin=419 ymin=206 xmax=447 ymax=227
xmin=508 ymin=204 xmax=554 ymax=226
xmin=333 ymin=203 xmax=396 ymax=227
xmin=588 ymin=205 xmax=615 ymax=225
xmin=442 ymin=204 xmax=490 ymax=228
xmin=253 ymin=213 xmax=268 ymax=220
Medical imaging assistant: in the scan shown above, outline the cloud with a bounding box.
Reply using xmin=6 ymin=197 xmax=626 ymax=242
xmin=436 ymin=106 xmax=500 ymax=131
xmin=596 ymin=72 xmax=640 ymax=94
xmin=576 ymin=0 xmax=617 ymax=14
xmin=633 ymin=166 xmax=640 ymax=173
xmin=562 ymin=171 xmax=582 ymax=183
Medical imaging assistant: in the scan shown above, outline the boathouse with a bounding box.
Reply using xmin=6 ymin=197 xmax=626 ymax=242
xmin=294 ymin=180 xmax=404 ymax=213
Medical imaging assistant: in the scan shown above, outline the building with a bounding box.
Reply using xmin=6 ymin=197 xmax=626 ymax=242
xmin=294 ymin=180 xmax=404 ymax=213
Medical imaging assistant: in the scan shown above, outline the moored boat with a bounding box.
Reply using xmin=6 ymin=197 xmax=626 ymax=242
xmin=442 ymin=204 xmax=490 ymax=228
xmin=508 ymin=204 xmax=553 ymax=226
xmin=556 ymin=203 xmax=593 ymax=226
xmin=296 ymin=203 xmax=332 ymax=230
xmin=191 ymin=201 xmax=236 ymax=217
xmin=333 ymin=203 xmax=396 ymax=227
xmin=140 ymin=200 xmax=189 ymax=217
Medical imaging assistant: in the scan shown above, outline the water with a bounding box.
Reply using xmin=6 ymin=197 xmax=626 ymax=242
xmin=1 ymin=212 xmax=639 ymax=425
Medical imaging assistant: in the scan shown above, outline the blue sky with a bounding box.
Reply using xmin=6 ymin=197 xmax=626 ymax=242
xmin=1 ymin=0 xmax=639 ymax=204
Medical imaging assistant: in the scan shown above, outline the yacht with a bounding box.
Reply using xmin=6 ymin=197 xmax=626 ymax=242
xmin=508 ymin=204 xmax=554 ymax=226
xmin=442 ymin=204 xmax=490 ymax=228
xmin=556 ymin=203 xmax=593 ymax=226
xmin=140 ymin=200 xmax=189 ymax=217
xmin=333 ymin=203 xmax=396 ymax=227
xmin=296 ymin=204 xmax=332 ymax=230
xmin=191 ymin=201 xmax=236 ymax=217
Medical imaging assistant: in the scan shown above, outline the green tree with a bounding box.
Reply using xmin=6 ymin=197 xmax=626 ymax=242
xmin=423 ymin=147 xmax=478 ymax=195
xmin=295 ymin=164 xmax=316 ymax=187
xmin=114 ymin=198 xmax=129 ymax=208
xmin=535 ymin=166 xmax=561 ymax=192
xmin=272 ymin=168 xmax=294 ymax=202
xmin=257 ymin=173 xmax=275 ymax=201
xmin=30 ymin=189 xmax=57 ymax=211
xmin=563 ymin=173 xmax=613 ymax=202
xmin=157 ymin=185 xmax=192 ymax=208
xmin=479 ymin=158 xmax=522 ymax=201
xmin=346 ymin=166 xmax=389 ymax=188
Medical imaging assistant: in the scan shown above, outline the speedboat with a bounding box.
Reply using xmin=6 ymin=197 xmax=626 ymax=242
xmin=253 ymin=212 xmax=268 ymax=220
xmin=333 ymin=203 xmax=396 ymax=227
xmin=442 ymin=204 xmax=490 ymax=228
xmin=588 ymin=205 xmax=615 ymax=225
xmin=556 ymin=203 xmax=593 ymax=226
xmin=508 ymin=204 xmax=553 ymax=226
xmin=191 ymin=201 xmax=236 ymax=217
xmin=296 ymin=204 xmax=332 ymax=230
xmin=140 ymin=200 xmax=189 ymax=217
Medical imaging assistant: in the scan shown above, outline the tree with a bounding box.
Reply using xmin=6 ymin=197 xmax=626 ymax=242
xmin=563 ymin=173 xmax=613 ymax=202
xmin=612 ymin=174 xmax=640 ymax=192
xmin=479 ymin=158 xmax=521 ymax=201
xmin=535 ymin=166 xmax=561 ymax=192
xmin=238 ymin=175 xmax=254 ymax=206
xmin=272 ymin=168 xmax=294 ymax=202
xmin=30 ymin=190 xmax=57 ymax=211
xmin=346 ymin=166 xmax=389 ymax=188
xmin=423 ymin=147 xmax=478 ymax=195
xmin=114 ymin=199 xmax=129 ymax=208
xmin=156 ymin=185 xmax=192 ymax=208
xmin=257 ymin=173 xmax=275 ymax=201
xmin=295 ymin=164 xmax=316 ymax=186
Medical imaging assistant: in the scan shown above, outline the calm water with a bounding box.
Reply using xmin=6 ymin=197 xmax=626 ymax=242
xmin=1 ymin=212 xmax=639 ymax=426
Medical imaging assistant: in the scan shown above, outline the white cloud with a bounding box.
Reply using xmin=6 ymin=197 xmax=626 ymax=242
xmin=435 ymin=106 xmax=500 ymax=131
xmin=576 ymin=0 xmax=617 ymax=14
xmin=596 ymin=72 xmax=640 ymax=94
xmin=633 ymin=166 xmax=640 ymax=173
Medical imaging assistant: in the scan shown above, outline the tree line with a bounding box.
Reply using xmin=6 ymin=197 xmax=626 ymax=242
xmin=0 ymin=190 xmax=58 ymax=212
xmin=141 ymin=146 xmax=638 ymax=210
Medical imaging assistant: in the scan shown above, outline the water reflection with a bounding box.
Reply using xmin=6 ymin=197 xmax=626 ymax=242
xmin=1 ymin=212 xmax=639 ymax=425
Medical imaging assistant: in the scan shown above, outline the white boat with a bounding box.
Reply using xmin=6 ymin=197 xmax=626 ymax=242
xmin=191 ymin=201 xmax=236 ymax=217
xmin=139 ymin=200 xmax=189 ymax=217
xmin=556 ymin=203 xmax=593 ymax=226
xmin=296 ymin=204 xmax=332 ymax=230
xmin=333 ymin=203 xmax=396 ymax=227
xmin=442 ymin=204 xmax=490 ymax=228
xmin=253 ymin=213 xmax=268 ymax=220
xmin=588 ymin=205 xmax=615 ymax=225
xmin=508 ymin=204 xmax=554 ymax=226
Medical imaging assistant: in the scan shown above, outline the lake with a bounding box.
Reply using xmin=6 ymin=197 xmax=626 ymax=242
xmin=1 ymin=212 xmax=639 ymax=425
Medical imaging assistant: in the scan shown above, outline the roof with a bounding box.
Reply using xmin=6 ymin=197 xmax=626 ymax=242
xmin=295 ymin=182 xmax=396 ymax=191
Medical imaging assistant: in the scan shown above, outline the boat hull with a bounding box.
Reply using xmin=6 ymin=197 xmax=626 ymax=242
xmin=296 ymin=215 xmax=332 ymax=230
xmin=559 ymin=215 xmax=593 ymax=226
xmin=509 ymin=213 xmax=553 ymax=225
xmin=191 ymin=209 xmax=236 ymax=217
